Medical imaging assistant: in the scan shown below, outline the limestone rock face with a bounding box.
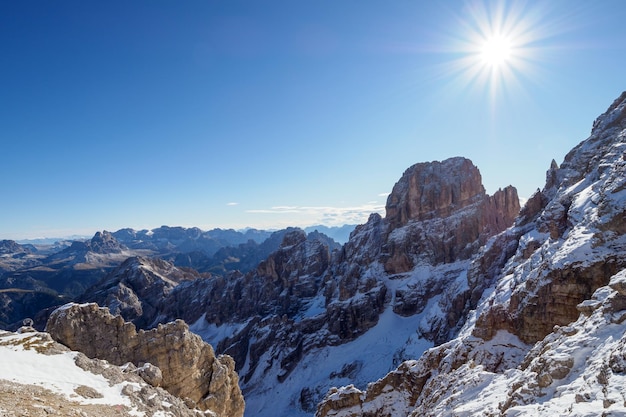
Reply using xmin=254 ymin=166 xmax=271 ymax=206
xmin=383 ymin=157 xmax=520 ymax=273
xmin=470 ymin=92 xmax=626 ymax=345
xmin=198 ymin=229 xmax=332 ymax=324
xmin=0 ymin=329 xmax=221 ymax=417
xmin=386 ymin=157 xmax=486 ymax=226
xmin=318 ymin=361 xmax=434 ymax=417
xmin=64 ymin=230 xmax=127 ymax=255
xmin=254 ymin=229 xmax=330 ymax=302
xmin=46 ymin=303 xmax=244 ymax=417
xmin=483 ymin=185 xmax=521 ymax=234
xmin=474 ymin=259 xmax=621 ymax=344
xmin=179 ymin=230 xmax=339 ymax=383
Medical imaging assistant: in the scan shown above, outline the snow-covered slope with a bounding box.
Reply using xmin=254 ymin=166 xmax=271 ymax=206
xmin=160 ymin=158 xmax=519 ymax=417
xmin=203 ymin=261 xmax=468 ymax=417
xmin=316 ymin=92 xmax=626 ymax=416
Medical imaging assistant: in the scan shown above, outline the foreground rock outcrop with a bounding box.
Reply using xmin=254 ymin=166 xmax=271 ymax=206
xmin=316 ymin=92 xmax=626 ymax=416
xmin=46 ymin=303 xmax=244 ymax=417
xmin=0 ymin=328 xmax=207 ymax=417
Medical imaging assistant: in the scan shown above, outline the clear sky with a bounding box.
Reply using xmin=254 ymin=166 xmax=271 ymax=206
xmin=2 ymin=1 xmax=625 ymax=240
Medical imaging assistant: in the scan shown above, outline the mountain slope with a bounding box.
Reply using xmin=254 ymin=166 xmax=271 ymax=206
xmin=316 ymin=92 xmax=626 ymax=416
xmin=70 ymin=157 xmax=516 ymax=417
xmin=139 ymin=157 xmax=519 ymax=417
xmin=78 ymin=256 xmax=203 ymax=328
xmin=0 ymin=232 xmax=138 ymax=329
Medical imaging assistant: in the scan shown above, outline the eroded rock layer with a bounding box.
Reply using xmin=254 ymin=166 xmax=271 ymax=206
xmin=46 ymin=303 xmax=244 ymax=417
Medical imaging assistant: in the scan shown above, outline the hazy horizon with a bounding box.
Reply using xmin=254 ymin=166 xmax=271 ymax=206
xmin=8 ymin=222 xmax=360 ymax=242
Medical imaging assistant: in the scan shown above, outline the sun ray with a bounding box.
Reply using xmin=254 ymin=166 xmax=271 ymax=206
xmin=437 ymin=0 xmax=566 ymax=104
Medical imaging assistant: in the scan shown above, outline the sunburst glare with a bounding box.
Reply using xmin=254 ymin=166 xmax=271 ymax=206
xmin=440 ymin=1 xmax=561 ymax=103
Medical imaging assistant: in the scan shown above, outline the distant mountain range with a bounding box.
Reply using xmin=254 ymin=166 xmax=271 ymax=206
xmin=0 ymin=225 xmax=352 ymax=330
xmin=15 ymin=224 xmax=356 ymax=247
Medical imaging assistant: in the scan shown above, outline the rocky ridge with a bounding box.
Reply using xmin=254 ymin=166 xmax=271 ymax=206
xmin=118 ymin=156 xmax=519 ymax=416
xmin=0 ymin=232 xmax=144 ymax=330
xmin=46 ymin=302 xmax=245 ymax=417
xmin=382 ymin=157 xmax=519 ymax=274
xmin=316 ymin=92 xmax=626 ymax=416
xmin=0 ymin=239 xmax=31 ymax=256
xmin=78 ymin=256 xmax=203 ymax=328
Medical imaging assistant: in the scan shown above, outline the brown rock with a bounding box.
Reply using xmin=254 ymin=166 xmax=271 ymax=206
xmin=316 ymin=386 xmax=363 ymax=417
xmin=474 ymin=259 xmax=621 ymax=344
xmin=137 ymin=363 xmax=163 ymax=387
xmin=518 ymin=189 xmax=547 ymax=225
xmin=482 ymin=185 xmax=520 ymax=235
xmin=46 ymin=303 xmax=244 ymax=417
xmin=385 ymin=157 xmax=486 ymax=227
xmin=383 ymin=157 xmax=519 ymax=273
xmin=316 ymin=353 xmax=438 ymax=417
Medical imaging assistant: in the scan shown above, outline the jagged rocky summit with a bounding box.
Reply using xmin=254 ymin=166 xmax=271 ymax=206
xmin=316 ymin=92 xmax=626 ymax=416
xmin=46 ymin=302 xmax=245 ymax=417
xmin=78 ymin=256 xmax=202 ymax=328
xmin=384 ymin=156 xmax=519 ymax=273
xmin=74 ymin=156 xmax=519 ymax=416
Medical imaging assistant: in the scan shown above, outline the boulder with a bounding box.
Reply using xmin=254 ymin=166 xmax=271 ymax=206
xmin=46 ymin=303 xmax=244 ymax=417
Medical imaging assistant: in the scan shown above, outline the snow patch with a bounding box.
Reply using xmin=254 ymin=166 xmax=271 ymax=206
xmin=189 ymin=314 xmax=250 ymax=347
xmin=0 ymin=332 xmax=135 ymax=409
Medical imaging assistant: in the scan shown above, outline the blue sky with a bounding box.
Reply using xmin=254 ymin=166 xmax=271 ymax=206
xmin=2 ymin=0 xmax=625 ymax=240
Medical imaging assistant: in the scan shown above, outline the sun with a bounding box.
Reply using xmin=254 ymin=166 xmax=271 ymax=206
xmin=480 ymin=35 xmax=513 ymax=68
xmin=440 ymin=1 xmax=556 ymax=100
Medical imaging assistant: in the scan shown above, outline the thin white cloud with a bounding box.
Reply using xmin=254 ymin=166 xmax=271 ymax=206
xmin=378 ymin=192 xmax=390 ymax=197
xmin=247 ymin=208 xmax=302 ymax=214
xmin=245 ymin=203 xmax=385 ymax=226
xmin=226 ymin=202 xmax=239 ymax=206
